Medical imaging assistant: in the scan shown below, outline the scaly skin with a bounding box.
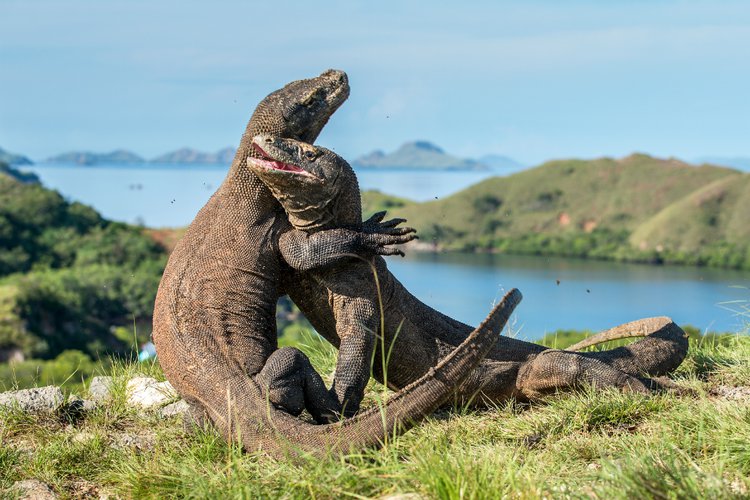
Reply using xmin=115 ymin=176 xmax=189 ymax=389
xmin=152 ymin=70 xmax=521 ymax=458
xmin=266 ymin=141 xmax=689 ymax=404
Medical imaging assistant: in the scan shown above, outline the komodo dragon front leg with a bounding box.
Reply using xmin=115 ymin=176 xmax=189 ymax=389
xmin=256 ymin=223 xmax=416 ymax=422
xmin=249 ymin=136 xmax=418 ymax=417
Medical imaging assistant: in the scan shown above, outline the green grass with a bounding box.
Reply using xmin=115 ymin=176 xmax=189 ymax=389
xmin=1 ymin=332 xmax=749 ymax=498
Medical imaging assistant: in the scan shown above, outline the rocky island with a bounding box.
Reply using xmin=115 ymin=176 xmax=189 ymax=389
xmin=46 ymin=149 xmax=146 ymax=165
xmin=151 ymin=147 xmax=235 ymax=164
xmin=353 ymin=140 xmax=490 ymax=170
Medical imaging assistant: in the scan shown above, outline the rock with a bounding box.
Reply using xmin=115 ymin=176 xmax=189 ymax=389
xmin=159 ymin=399 xmax=190 ymax=418
xmin=710 ymin=385 xmax=750 ymax=400
xmin=0 ymin=386 xmax=63 ymax=413
xmin=88 ymin=376 xmax=114 ymax=402
xmin=10 ymin=479 xmax=57 ymax=499
xmin=126 ymin=377 xmax=176 ymax=410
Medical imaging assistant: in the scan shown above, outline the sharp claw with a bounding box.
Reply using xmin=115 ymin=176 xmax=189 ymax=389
xmin=381 ymin=218 xmax=407 ymax=228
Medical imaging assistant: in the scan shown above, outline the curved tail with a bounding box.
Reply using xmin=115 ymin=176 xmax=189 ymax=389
xmin=566 ymin=316 xmax=689 ymax=376
xmin=198 ymin=288 xmax=522 ymax=458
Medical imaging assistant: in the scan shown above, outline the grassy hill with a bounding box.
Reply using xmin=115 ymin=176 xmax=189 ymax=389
xmin=630 ymin=174 xmax=750 ymax=267
xmin=381 ymin=154 xmax=749 ymax=269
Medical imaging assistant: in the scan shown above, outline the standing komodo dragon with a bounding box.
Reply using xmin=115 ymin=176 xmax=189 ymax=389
xmin=152 ymin=69 xmax=522 ymax=458
xmin=264 ymin=143 xmax=690 ymax=404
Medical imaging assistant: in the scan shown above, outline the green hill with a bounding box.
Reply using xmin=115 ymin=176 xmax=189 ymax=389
xmin=0 ymin=167 xmax=167 ymax=360
xmin=382 ymin=154 xmax=749 ymax=269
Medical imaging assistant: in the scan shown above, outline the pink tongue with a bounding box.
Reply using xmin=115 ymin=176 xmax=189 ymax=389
xmin=270 ymin=160 xmax=304 ymax=172
xmin=252 ymin=141 xmax=306 ymax=173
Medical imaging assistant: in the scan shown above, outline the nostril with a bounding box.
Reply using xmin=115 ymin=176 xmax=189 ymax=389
xmin=265 ymin=137 xmax=273 ymax=144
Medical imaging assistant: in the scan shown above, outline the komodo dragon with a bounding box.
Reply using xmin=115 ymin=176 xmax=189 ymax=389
xmin=247 ymin=134 xmax=417 ymax=416
xmin=152 ymin=69 xmax=522 ymax=457
xmin=264 ymin=142 xmax=690 ymax=404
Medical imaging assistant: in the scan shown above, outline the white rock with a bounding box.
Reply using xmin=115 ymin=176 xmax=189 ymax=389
xmin=88 ymin=376 xmax=114 ymax=402
xmin=126 ymin=377 xmax=176 ymax=409
xmin=10 ymin=479 xmax=57 ymax=499
xmin=0 ymin=386 xmax=63 ymax=413
xmin=159 ymin=399 xmax=190 ymax=418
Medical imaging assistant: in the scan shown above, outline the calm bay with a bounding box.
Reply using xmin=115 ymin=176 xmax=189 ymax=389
xmin=21 ymin=163 xmax=750 ymax=336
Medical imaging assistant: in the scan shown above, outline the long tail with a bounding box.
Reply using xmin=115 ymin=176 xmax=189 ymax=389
xmin=566 ymin=316 xmax=689 ymax=376
xmin=196 ymin=288 xmax=522 ymax=458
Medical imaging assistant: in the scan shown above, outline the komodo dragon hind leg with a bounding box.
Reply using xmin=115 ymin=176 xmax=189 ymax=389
xmin=516 ymin=349 xmax=656 ymax=400
xmin=254 ymin=346 xmax=342 ymax=424
xmin=565 ymin=317 xmax=689 ymax=378
xmin=182 ymin=347 xmax=342 ymax=433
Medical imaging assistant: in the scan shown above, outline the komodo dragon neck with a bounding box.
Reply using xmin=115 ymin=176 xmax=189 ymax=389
xmin=220 ymin=69 xmax=350 ymax=207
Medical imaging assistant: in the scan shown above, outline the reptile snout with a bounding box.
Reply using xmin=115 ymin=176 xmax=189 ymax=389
xmin=321 ymin=69 xmax=348 ymax=86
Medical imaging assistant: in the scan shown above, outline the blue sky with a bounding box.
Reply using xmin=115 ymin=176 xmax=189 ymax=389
xmin=1 ymin=0 xmax=748 ymax=164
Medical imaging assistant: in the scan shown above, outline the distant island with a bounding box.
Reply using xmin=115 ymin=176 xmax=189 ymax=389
xmin=477 ymin=154 xmax=527 ymax=173
xmin=44 ymin=147 xmax=236 ymax=166
xmin=37 ymin=141 xmax=527 ymax=170
xmin=151 ymin=147 xmax=235 ymax=164
xmin=353 ymin=141 xmax=491 ymax=171
xmin=46 ymin=150 xmax=146 ymax=165
xmin=0 ymin=146 xmax=33 ymax=166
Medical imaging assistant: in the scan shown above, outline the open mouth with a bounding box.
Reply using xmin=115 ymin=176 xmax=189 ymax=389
xmin=250 ymin=142 xmax=309 ymax=175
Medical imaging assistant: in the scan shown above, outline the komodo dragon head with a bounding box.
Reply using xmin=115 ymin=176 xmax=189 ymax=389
xmin=247 ymin=135 xmax=360 ymax=231
xmin=244 ymin=69 xmax=350 ymax=162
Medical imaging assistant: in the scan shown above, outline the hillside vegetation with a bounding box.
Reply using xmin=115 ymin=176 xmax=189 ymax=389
xmin=0 ymin=163 xmax=166 ymax=362
xmin=382 ymin=154 xmax=750 ymax=269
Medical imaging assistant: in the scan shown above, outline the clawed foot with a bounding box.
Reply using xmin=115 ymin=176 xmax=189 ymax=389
xmin=361 ymin=210 xmax=418 ymax=257
xmin=517 ymin=350 xmax=674 ymax=399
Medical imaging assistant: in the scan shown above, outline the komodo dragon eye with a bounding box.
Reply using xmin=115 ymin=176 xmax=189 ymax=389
xmin=301 ymin=89 xmax=324 ymax=107
xmin=304 ymin=150 xmax=317 ymax=161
